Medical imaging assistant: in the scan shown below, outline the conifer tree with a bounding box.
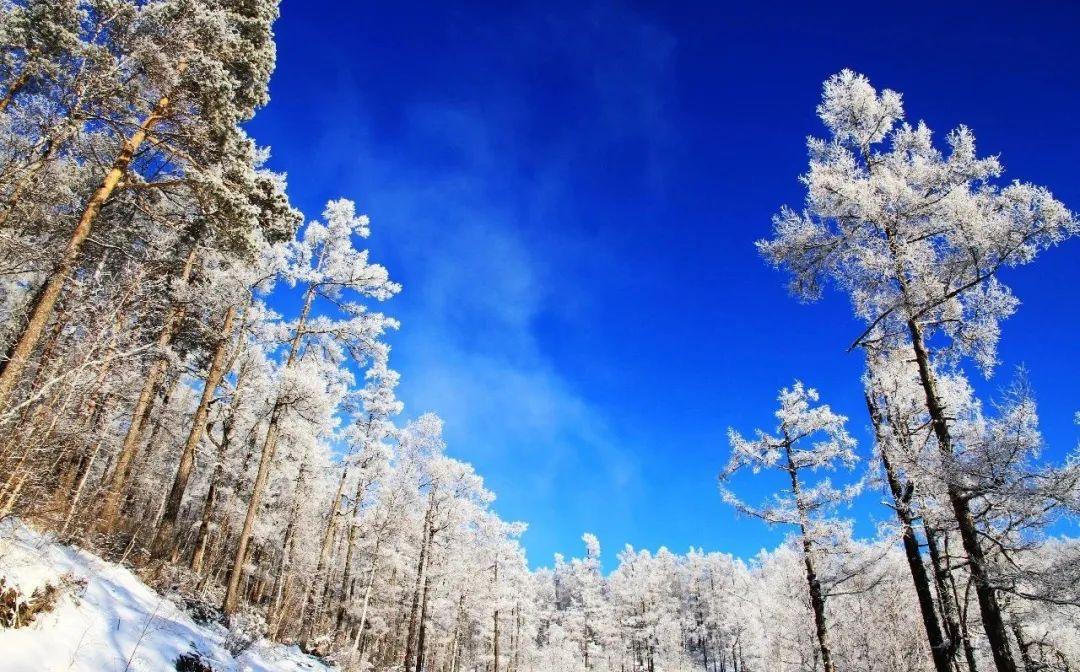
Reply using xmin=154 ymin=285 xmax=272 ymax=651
xmin=720 ymin=382 xmax=859 ymax=672
xmin=760 ymin=70 xmax=1078 ymax=672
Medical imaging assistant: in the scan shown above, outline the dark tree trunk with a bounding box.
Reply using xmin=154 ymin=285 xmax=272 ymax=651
xmin=784 ymin=445 xmax=835 ymax=672
xmin=866 ymin=392 xmax=954 ymax=672
xmin=403 ymin=501 xmax=433 ymax=672
xmin=907 ymin=319 xmax=1017 ymax=672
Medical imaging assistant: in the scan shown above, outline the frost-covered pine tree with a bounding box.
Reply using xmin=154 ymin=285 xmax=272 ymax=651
xmin=0 ymin=0 xmax=293 ymax=414
xmin=0 ymin=0 xmax=81 ymax=112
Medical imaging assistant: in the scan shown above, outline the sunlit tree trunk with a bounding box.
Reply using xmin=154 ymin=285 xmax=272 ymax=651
xmin=300 ymin=466 xmax=347 ymax=642
xmin=152 ymin=305 xmax=237 ymax=559
xmin=0 ymin=70 xmax=31 ymax=112
xmin=223 ymin=247 xmax=323 ymax=614
xmin=0 ymin=70 xmax=184 ymax=412
xmin=350 ymin=535 xmax=383 ymax=657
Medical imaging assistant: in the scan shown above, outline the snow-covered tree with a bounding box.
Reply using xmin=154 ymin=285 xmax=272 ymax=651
xmin=720 ymin=381 xmax=859 ymax=672
xmin=760 ymin=69 xmax=1078 ymax=672
xmin=222 ymin=198 xmax=398 ymax=614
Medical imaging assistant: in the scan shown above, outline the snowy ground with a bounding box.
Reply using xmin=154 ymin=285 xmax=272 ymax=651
xmin=0 ymin=520 xmax=333 ymax=672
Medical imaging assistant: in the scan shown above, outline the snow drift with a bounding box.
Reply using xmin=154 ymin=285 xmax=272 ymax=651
xmin=0 ymin=520 xmax=333 ymax=671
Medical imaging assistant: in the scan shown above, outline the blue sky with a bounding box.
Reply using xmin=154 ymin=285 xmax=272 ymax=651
xmin=248 ymin=1 xmax=1080 ymax=568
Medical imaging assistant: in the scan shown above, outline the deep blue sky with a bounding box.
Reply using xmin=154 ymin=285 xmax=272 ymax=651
xmin=249 ymin=1 xmax=1080 ymax=568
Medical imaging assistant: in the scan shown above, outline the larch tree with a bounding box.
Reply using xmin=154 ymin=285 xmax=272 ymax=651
xmin=222 ymin=198 xmax=399 ymax=614
xmin=759 ymin=69 xmax=1078 ymax=672
xmin=865 ymin=348 xmax=959 ymax=672
xmin=720 ymin=381 xmax=859 ymax=672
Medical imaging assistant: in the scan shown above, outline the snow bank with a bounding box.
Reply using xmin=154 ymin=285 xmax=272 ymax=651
xmin=0 ymin=520 xmax=333 ymax=671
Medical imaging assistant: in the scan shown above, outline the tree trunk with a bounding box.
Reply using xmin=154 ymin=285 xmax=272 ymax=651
xmin=222 ymin=280 xmax=317 ymax=615
xmin=403 ymin=500 xmax=434 ymax=672
xmin=189 ymin=464 xmax=219 ymax=575
xmin=879 ymin=219 xmax=1017 ymax=672
xmin=907 ymin=318 xmax=1017 ymax=672
xmin=268 ymin=462 xmax=306 ymax=628
xmin=493 ymin=561 xmax=500 ymax=672
xmin=415 ymin=571 xmax=433 ymax=672
xmin=223 ymin=403 xmax=281 ymax=615
xmin=100 ymin=246 xmax=198 ymax=529
xmin=1010 ymin=622 xmax=1037 ymax=672
xmin=0 ymin=69 xmax=31 ymax=112
xmin=191 ymin=312 xmax=253 ymax=573
xmin=337 ymin=473 xmax=375 ymax=625
xmin=351 ymin=536 xmax=383 ymax=656
xmin=0 ymin=72 xmax=183 ymax=412
xmin=926 ymin=525 xmax=978 ymax=672
xmin=866 ymin=392 xmax=954 ymax=672
xmin=59 ymin=403 xmax=114 ymax=539
xmin=785 ymin=445 xmax=835 ymax=672
xmin=152 ymin=305 xmax=237 ymax=559
xmin=301 ymin=466 xmax=347 ymax=643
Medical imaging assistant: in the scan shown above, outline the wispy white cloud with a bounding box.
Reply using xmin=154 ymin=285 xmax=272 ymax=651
xmin=288 ymin=0 xmax=679 ymax=562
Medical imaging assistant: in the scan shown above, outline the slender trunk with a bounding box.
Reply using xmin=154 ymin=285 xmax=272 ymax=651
xmin=926 ymin=528 xmax=965 ymax=670
xmin=271 ymin=573 xmax=296 ymax=641
xmin=189 ymin=464 xmax=219 ymax=574
xmin=415 ymin=571 xmax=433 ymax=672
xmin=268 ymin=462 xmax=306 ymax=627
xmin=338 ymin=474 xmax=374 ymax=620
xmin=494 ymin=609 xmax=501 ymax=669
xmin=60 ymin=410 xmax=113 ymax=538
xmin=879 ymin=218 xmax=1017 ymax=672
xmin=152 ymin=305 xmax=237 ymax=559
xmin=222 ymin=405 xmax=280 ymax=615
xmin=448 ymin=595 xmax=465 ymax=672
xmin=927 ymin=525 xmax=978 ymax=672
xmin=0 ymin=71 xmax=183 ymax=412
xmin=785 ymin=445 xmax=835 ymax=672
xmin=191 ymin=312 xmax=251 ymax=572
xmin=351 ymin=537 xmax=383 ymax=655
xmin=0 ymin=469 xmax=29 ymax=518
xmin=907 ymin=319 xmax=1017 ymax=672
xmin=100 ymin=247 xmax=197 ymax=529
xmin=866 ymin=392 xmax=953 ymax=672
xmin=1010 ymin=622 xmax=1037 ymax=672
xmin=301 ymin=466 xmax=347 ymax=642
xmin=222 ymin=280 xmax=317 ymax=615
xmin=403 ymin=500 xmax=434 ymax=671
xmin=493 ymin=561 xmax=500 ymax=672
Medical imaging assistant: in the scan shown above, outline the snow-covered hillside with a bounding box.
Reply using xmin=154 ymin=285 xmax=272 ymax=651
xmin=0 ymin=520 xmax=333 ymax=672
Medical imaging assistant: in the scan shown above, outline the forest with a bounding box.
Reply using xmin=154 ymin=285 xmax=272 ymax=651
xmin=0 ymin=1 xmax=1079 ymax=671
